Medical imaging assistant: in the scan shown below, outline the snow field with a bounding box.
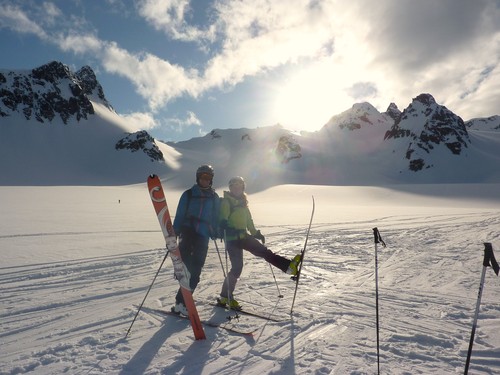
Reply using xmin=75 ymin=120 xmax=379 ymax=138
xmin=1 ymin=184 xmax=499 ymax=374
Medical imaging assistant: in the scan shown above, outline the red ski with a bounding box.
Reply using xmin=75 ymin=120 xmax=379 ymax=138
xmin=147 ymin=174 xmax=206 ymax=340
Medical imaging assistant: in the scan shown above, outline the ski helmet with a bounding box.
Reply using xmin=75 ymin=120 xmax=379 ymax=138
xmin=228 ymin=176 xmax=245 ymax=190
xmin=196 ymin=164 xmax=214 ymax=186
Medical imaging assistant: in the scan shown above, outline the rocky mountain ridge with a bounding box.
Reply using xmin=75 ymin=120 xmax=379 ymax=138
xmin=383 ymin=93 xmax=470 ymax=171
xmin=0 ymin=61 xmax=499 ymax=186
xmin=0 ymin=61 xmax=164 ymax=163
xmin=466 ymin=115 xmax=500 ymax=131
xmin=0 ymin=61 xmax=112 ymax=124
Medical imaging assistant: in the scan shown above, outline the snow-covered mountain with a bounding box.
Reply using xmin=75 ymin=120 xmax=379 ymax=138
xmin=1 ymin=62 xmax=499 ymax=187
xmin=466 ymin=115 xmax=500 ymax=131
xmin=384 ymin=93 xmax=470 ymax=173
xmin=0 ymin=61 xmax=173 ymax=185
xmin=0 ymin=61 xmax=112 ymax=122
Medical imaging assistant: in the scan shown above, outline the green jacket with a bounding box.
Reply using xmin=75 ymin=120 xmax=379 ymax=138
xmin=220 ymin=191 xmax=257 ymax=241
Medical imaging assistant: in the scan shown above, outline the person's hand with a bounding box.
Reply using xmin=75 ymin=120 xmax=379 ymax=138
xmin=255 ymin=230 xmax=265 ymax=244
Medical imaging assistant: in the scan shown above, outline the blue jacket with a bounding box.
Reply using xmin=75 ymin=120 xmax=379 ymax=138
xmin=173 ymin=184 xmax=220 ymax=238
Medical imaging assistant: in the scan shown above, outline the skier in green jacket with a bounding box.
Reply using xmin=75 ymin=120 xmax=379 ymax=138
xmin=217 ymin=176 xmax=301 ymax=310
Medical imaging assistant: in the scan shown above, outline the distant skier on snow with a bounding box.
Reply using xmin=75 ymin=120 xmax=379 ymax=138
xmin=217 ymin=176 xmax=301 ymax=310
xmin=172 ymin=165 xmax=220 ymax=316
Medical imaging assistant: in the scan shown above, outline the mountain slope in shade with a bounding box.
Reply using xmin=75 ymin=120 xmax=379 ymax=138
xmin=0 ymin=102 xmax=178 ymax=185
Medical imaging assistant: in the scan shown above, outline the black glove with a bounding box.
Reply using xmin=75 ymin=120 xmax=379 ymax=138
xmin=255 ymin=230 xmax=265 ymax=244
xmin=210 ymin=224 xmax=221 ymax=240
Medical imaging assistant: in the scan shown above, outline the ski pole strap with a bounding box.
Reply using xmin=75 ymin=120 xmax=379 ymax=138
xmin=372 ymin=227 xmax=386 ymax=248
xmin=483 ymin=242 xmax=499 ymax=276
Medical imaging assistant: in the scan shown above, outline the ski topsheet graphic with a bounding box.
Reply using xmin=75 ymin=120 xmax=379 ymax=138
xmin=147 ymin=174 xmax=206 ymax=340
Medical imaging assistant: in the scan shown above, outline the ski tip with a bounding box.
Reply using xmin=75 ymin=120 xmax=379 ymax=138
xmin=148 ymin=174 xmax=157 ymax=179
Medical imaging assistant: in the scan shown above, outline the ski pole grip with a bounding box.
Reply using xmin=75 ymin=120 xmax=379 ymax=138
xmin=484 ymin=242 xmax=499 ymax=276
xmin=372 ymin=227 xmax=386 ymax=247
xmin=372 ymin=228 xmax=379 ymax=244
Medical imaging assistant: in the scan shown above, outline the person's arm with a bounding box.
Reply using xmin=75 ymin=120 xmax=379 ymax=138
xmin=173 ymin=190 xmax=188 ymax=234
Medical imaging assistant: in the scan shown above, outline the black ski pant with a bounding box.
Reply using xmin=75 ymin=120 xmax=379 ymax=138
xmin=175 ymin=227 xmax=209 ymax=305
xmin=220 ymin=236 xmax=290 ymax=299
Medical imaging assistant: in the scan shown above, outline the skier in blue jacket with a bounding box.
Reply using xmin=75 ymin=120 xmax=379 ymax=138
xmin=172 ymin=165 xmax=220 ymax=315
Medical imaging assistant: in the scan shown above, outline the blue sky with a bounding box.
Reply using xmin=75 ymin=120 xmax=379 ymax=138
xmin=1 ymin=0 xmax=499 ymax=142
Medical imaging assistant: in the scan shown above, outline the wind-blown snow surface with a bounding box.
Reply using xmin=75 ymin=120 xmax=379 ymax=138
xmin=1 ymin=183 xmax=500 ymax=374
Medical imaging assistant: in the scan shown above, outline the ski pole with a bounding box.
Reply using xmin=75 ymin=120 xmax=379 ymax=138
xmin=268 ymin=263 xmax=284 ymax=298
xmin=224 ymin=229 xmax=231 ymax=309
xmin=464 ymin=242 xmax=499 ymax=374
xmin=373 ymin=227 xmax=386 ymax=375
xmin=262 ymin=230 xmax=284 ymax=298
xmin=290 ymin=196 xmax=315 ymax=315
xmin=214 ymin=237 xmax=238 ymax=319
xmin=125 ymin=249 xmax=170 ymax=338
xmin=213 ymin=239 xmax=227 ymax=279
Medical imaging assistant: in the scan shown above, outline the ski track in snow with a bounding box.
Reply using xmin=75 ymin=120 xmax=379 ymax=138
xmin=1 ymin=208 xmax=500 ymax=374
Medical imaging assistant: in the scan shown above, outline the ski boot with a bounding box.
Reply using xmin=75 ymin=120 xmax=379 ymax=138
xmin=171 ymin=302 xmax=188 ymax=316
xmin=287 ymin=254 xmax=302 ymax=276
xmin=217 ymin=296 xmax=242 ymax=311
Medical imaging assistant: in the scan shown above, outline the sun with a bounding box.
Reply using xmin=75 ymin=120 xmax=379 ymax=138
xmin=270 ymin=62 xmax=353 ymax=132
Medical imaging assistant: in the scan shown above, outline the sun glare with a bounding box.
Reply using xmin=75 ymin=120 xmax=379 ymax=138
xmin=271 ymin=62 xmax=353 ymax=132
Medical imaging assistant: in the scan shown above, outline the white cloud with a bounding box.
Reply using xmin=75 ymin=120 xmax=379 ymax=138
xmin=202 ymin=0 xmax=335 ymax=89
xmin=346 ymin=82 xmax=378 ymax=102
xmin=133 ymin=0 xmax=338 ymax=94
xmin=167 ymin=110 xmax=202 ymax=127
xmin=42 ymin=2 xmax=62 ymax=25
xmin=136 ymin=0 xmax=211 ymax=42
xmin=0 ymin=4 xmax=47 ymax=38
xmin=44 ymin=28 xmax=203 ymax=110
xmin=100 ymin=42 xmax=201 ymax=109
xmin=57 ymin=33 xmax=102 ymax=54
xmin=185 ymin=111 xmax=202 ymax=126
xmin=121 ymin=111 xmax=158 ymax=131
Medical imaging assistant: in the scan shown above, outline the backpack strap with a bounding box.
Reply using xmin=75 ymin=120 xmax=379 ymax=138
xmin=184 ymin=188 xmax=193 ymax=218
xmin=185 ymin=187 xmax=217 ymax=222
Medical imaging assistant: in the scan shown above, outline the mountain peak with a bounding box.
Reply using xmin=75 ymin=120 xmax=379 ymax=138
xmin=413 ymin=93 xmax=436 ymax=106
xmin=384 ymin=93 xmax=470 ymax=172
xmin=384 ymin=102 xmax=402 ymax=122
xmin=322 ymin=101 xmax=391 ymax=132
xmin=31 ymin=61 xmax=72 ymax=82
xmin=75 ymin=65 xmax=112 ymax=109
xmin=0 ymin=61 xmax=112 ymax=124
